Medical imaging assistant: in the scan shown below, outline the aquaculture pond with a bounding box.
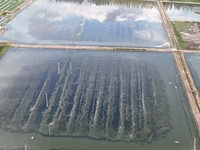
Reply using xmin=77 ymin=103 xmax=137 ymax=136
xmin=185 ymin=53 xmax=200 ymax=95
xmin=0 ymin=0 xmax=169 ymax=48
xmin=164 ymin=2 xmax=200 ymax=22
xmin=0 ymin=48 xmax=199 ymax=150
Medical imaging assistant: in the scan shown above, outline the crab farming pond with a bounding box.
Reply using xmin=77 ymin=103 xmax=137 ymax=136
xmin=0 ymin=0 xmax=169 ymax=48
xmin=0 ymin=48 xmax=199 ymax=150
xmin=164 ymin=2 xmax=200 ymax=22
xmin=185 ymin=53 xmax=200 ymax=96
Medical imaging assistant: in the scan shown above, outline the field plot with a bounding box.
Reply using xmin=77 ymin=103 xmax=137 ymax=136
xmin=0 ymin=0 xmax=169 ymax=47
xmin=0 ymin=52 xmax=170 ymax=142
xmin=0 ymin=48 xmax=198 ymax=150
xmin=0 ymin=0 xmax=25 ymax=12
xmin=172 ymin=21 xmax=200 ymax=49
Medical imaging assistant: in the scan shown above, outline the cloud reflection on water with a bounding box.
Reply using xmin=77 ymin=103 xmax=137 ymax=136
xmin=164 ymin=3 xmax=200 ymax=21
xmin=1 ymin=0 xmax=169 ymax=47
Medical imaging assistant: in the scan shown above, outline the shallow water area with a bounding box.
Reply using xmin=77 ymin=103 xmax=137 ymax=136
xmin=164 ymin=2 xmax=200 ymax=22
xmin=0 ymin=48 xmax=199 ymax=150
xmin=0 ymin=0 xmax=169 ymax=48
xmin=185 ymin=53 xmax=200 ymax=94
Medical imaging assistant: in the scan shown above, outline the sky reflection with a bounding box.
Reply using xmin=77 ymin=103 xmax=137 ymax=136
xmin=1 ymin=0 xmax=169 ymax=47
xmin=164 ymin=3 xmax=200 ymax=21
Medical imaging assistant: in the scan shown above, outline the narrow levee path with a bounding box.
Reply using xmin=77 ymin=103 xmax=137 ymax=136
xmin=10 ymin=43 xmax=173 ymax=52
xmin=157 ymin=0 xmax=178 ymax=49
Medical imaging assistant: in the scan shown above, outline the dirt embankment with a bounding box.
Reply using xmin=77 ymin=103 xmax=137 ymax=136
xmin=0 ymin=27 xmax=7 ymax=35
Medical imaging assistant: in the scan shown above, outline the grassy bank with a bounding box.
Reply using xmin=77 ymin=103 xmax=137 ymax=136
xmin=196 ymin=22 xmax=200 ymax=29
xmin=172 ymin=22 xmax=186 ymax=50
xmin=0 ymin=44 xmax=10 ymax=59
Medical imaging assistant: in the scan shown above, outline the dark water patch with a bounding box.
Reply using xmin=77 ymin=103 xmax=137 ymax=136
xmin=0 ymin=49 xmax=198 ymax=150
xmin=22 ymin=66 xmax=49 ymax=125
xmin=186 ymin=61 xmax=200 ymax=93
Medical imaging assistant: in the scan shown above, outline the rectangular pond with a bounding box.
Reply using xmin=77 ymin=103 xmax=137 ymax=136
xmin=0 ymin=48 xmax=199 ymax=150
xmin=0 ymin=0 xmax=169 ymax=48
xmin=164 ymin=2 xmax=200 ymax=22
xmin=185 ymin=53 xmax=200 ymax=96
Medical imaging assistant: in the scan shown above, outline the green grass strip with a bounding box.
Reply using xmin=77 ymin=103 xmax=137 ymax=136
xmin=0 ymin=44 xmax=10 ymax=59
xmin=4 ymin=1 xmax=18 ymax=11
xmin=172 ymin=23 xmax=186 ymax=50
xmin=8 ymin=1 xmax=24 ymax=11
xmin=196 ymin=22 xmax=200 ymax=29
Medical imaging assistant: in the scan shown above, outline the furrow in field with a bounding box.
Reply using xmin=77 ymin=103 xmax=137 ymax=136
xmin=92 ymin=59 xmax=111 ymax=138
xmin=2 ymin=64 xmax=49 ymax=131
xmin=66 ymin=58 xmax=91 ymax=134
xmin=23 ymin=67 xmax=53 ymax=131
xmin=134 ymin=62 xmax=144 ymax=135
xmin=140 ymin=65 xmax=147 ymax=129
xmin=105 ymin=59 xmax=120 ymax=140
xmin=76 ymin=58 xmax=100 ymax=135
xmin=130 ymin=62 xmax=137 ymax=140
xmin=53 ymin=58 xmax=81 ymax=134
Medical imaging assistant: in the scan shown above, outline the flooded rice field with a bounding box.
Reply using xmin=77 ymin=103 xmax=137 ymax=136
xmin=185 ymin=53 xmax=200 ymax=94
xmin=0 ymin=48 xmax=199 ymax=150
xmin=0 ymin=0 xmax=169 ymax=48
xmin=164 ymin=2 xmax=200 ymax=22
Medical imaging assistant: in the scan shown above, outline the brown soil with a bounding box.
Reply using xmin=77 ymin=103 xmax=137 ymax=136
xmin=0 ymin=27 xmax=7 ymax=35
xmin=180 ymin=22 xmax=200 ymax=50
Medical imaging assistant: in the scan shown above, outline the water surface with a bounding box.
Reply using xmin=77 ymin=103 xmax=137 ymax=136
xmin=164 ymin=2 xmax=200 ymax=22
xmin=185 ymin=53 xmax=200 ymax=95
xmin=0 ymin=0 xmax=169 ymax=47
xmin=0 ymin=48 xmax=198 ymax=150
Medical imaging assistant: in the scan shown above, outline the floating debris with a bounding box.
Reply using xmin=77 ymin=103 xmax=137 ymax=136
xmin=175 ymin=141 xmax=179 ymax=144
xmin=24 ymin=144 xmax=27 ymax=150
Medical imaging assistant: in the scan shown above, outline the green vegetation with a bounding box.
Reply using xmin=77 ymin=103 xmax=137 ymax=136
xmin=175 ymin=22 xmax=191 ymax=32
xmin=0 ymin=57 xmax=171 ymax=142
xmin=0 ymin=0 xmax=25 ymax=12
xmin=0 ymin=44 xmax=9 ymax=59
xmin=0 ymin=11 xmax=6 ymax=16
xmin=195 ymin=12 xmax=200 ymax=14
xmin=172 ymin=22 xmax=186 ymax=49
xmin=196 ymin=22 xmax=200 ymax=29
